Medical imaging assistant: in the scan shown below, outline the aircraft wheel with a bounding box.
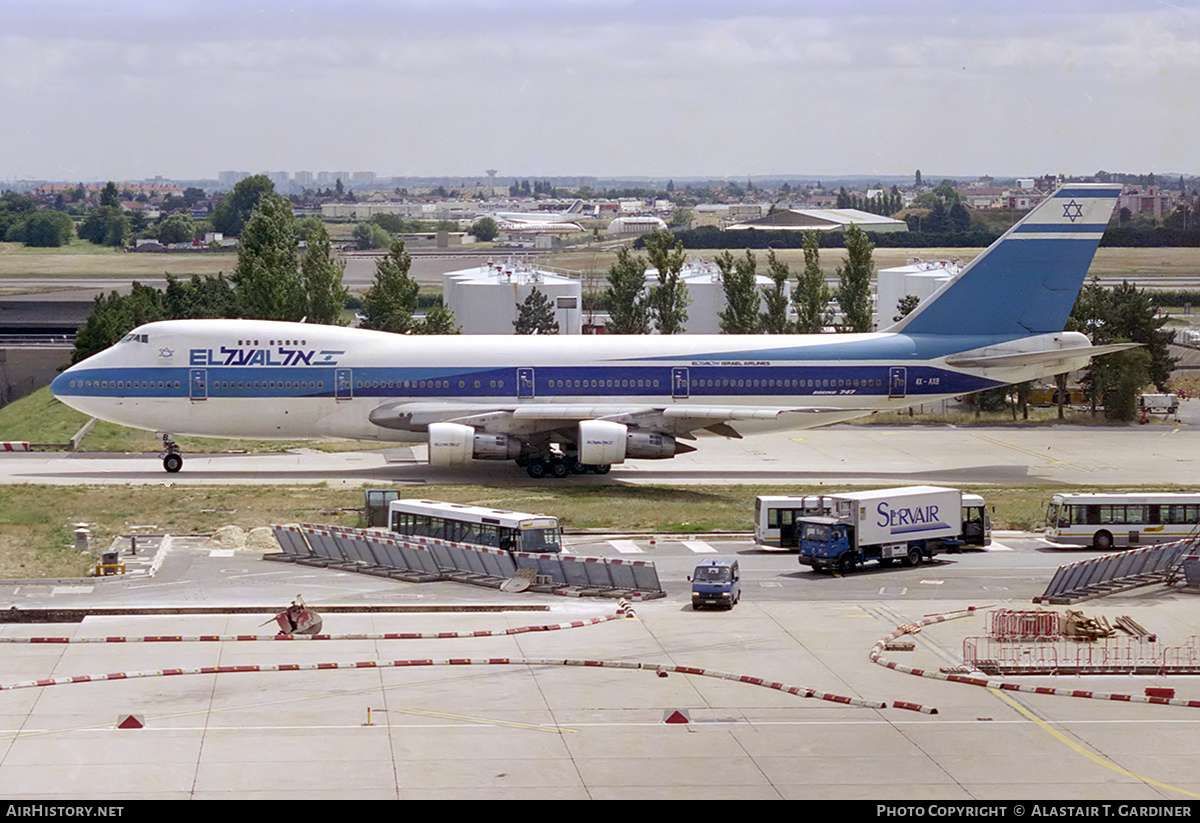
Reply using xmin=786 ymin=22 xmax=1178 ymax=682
xmin=549 ymin=459 xmax=571 ymax=479
xmin=526 ymin=460 xmax=548 ymax=479
xmin=568 ymin=459 xmax=589 ymax=475
xmin=591 ymin=464 xmax=611 ymax=474
xmin=163 ymin=453 xmax=183 ymax=473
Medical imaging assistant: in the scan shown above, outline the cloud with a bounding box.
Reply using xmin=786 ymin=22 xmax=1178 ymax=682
xmin=1 ymin=0 xmax=1197 ymax=180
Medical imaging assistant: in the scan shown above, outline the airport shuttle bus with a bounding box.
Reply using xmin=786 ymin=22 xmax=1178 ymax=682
xmin=755 ymin=495 xmax=834 ymax=548
xmin=388 ymin=499 xmax=563 ymax=554
xmin=1044 ymin=492 xmax=1200 ymax=549
xmin=757 ymin=491 xmax=991 ymax=549
xmin=962 ymin=493 xmax=991 ymax=548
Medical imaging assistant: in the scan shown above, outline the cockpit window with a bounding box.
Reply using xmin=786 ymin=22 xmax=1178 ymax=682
xmin=120 ymin=333 xmax=150 ymax=344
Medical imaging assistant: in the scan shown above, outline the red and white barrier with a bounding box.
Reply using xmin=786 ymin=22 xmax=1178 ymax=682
xmin=0 ymin=604 xmax=887 ymax=709
xmin=871 ymin=606 xmax=1200 ymax=710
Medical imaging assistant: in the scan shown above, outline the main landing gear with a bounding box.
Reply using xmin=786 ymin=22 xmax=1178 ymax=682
xmin=161 ymin=434 xmax=183 ymax=473
xmin=516 ymin=455 xmax=611 ymax=479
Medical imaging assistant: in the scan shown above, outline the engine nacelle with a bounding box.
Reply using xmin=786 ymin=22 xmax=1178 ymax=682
xmin=578 ymin=420 xmax=628 ymax=465
xmin=625 ymin=430 xmax=677 ymax=459
xmin=578 ymin=420 xmax=677 ymax=464
xmin=428 ymin=422 xmax=521 ymax=466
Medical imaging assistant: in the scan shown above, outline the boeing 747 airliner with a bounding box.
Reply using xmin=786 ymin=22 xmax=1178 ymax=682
xmin=51 ymin=184 xmax=1130 ymax=477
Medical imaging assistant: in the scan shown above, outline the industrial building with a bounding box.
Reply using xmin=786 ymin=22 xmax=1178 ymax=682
xmin=874 ymin=258 xmax=962 ymax=330
xmin=442 ymin=259 xmax=583 ymax=335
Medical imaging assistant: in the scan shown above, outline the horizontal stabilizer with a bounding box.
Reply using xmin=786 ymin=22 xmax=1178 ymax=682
xmin=944 ymin=342 xmax=1141 ymax=369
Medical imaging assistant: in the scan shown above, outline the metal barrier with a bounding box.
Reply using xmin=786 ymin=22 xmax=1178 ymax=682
xmin=989 ymin=609 xmax=1062 ymax=640
xmin=963 ymin=635 xmax=1200 ymax=675
xmin=1036 ymin=539 xmax=1197 ymax=604
xmin=267 ymin=524 xmax=665 ymax=599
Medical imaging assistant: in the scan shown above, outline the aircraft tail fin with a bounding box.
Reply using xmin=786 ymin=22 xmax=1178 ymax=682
xmin=888 ymin=184 xmax=1121 ymax=338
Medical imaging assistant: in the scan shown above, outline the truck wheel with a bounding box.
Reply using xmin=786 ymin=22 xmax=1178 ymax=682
xmin=904 ymin=548 xmax=922 ymax=567
xmin=838 ymin=553 xmax=857 ymax=574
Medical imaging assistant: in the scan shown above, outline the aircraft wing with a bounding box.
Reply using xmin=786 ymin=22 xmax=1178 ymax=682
xmin=370 ymin=400 xmax=871 ymax=440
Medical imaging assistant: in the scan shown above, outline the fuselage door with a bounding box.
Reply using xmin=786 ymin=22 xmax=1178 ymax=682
xmin=517 ymin=367 xmax=535 ymax=399
xmin=189 ymin=369 xmax=207 ymax=401
xmin=335 ymin=368 xmax=353 ymax=401
xmin=672 ymin=367 xmax=690 ymax=399
xmin=888 ymin=367 xmax=907 ymax=399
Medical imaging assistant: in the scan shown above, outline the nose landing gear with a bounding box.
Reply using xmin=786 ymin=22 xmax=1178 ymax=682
xmin=161 ymin=434 xmax=182 ymax=473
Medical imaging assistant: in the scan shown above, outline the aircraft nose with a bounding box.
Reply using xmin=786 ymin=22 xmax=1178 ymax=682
xmin=50 ymin=364 xmax=76 ymax=399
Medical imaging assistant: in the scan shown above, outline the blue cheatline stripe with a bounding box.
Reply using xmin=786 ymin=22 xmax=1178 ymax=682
xmin=1055 ymin=186 xmax=1123 ymax=198
xmin=52 ymin=361 xmax=1003 ymax=402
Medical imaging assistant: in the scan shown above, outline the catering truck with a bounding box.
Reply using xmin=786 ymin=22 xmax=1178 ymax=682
xmin=797 ymin=486 xmax=967 ymax=573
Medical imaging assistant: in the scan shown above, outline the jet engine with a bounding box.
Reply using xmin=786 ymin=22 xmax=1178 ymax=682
xmin=577 ymin=420 xmax=676 ymax=465
xmin=427 ymin=422 xmax=521 ymax=466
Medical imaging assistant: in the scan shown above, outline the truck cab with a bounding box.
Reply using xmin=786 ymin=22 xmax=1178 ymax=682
xmin=689 ymin=558 xmax=741 ymax=610
xmin=797 ymin=517 xmax=853 ymax=570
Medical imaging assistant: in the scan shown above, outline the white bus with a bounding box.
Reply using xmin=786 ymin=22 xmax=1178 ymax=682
xmin=388 ymin=499 xmax=562 ymax=554
xmin=961 ymin=493 xmax=992 ymax=548
xmin=756 ymin=491 xmax=991 ymax=549
xmin=1044 ymin=492 xmax=1200 ymax=549
xmin=754 ymin=495 xmax=837 ymax=548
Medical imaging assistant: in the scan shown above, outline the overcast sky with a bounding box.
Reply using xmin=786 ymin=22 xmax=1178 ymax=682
xmin=2 ymin=0 xmax=1197 ymax=184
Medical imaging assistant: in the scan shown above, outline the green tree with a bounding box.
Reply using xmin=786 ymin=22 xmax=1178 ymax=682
xmin=231 ymin=193 xmax=300 ymax=321
xmin=793 ymin=231 xmax=833 ymax=333
xmin=359 ymin=239 xmax=421 ymax=334
xmin=834 ymin=225 xmax=874 ymax=333
xmin=513 ymin=287 xmax=560 ymax=334
xmin=1069 ymin=278 xmax=1176 ymax=418
xmin=156 ymin=212 xmax=197 ymax=245
xmin=71 ymin=283 xmax=165 ymax=364
xmin=416 ymin=303 xmax=461 ymax=334
xmin=99 ymin=181 xmax=120 ymax=208
xmin=298 ymin=223 xmax=349 ymax=325
xmin=948 ymin=200 xmax=972 ymax=232
xmin=893 ymin=294 xmax=921 ymax=322
xmin=8 ymin=210 xmax=73 ymax=247
xmin=162 ymin=274 xmax=241 ymax=319
xmin=471 ymin=216 xmax=499 ymax=242
xmin=1103 ymin=281 xmax=1176 ymax=390
xmin=602 ymin=247 xmax=651 ymax=334
xmin=1090 ymin=347 xmax=1152 ymax=422
xmin=643 ymin=229 xmax=690 ymax=334
xmin=77 ymin=206 xmax=129 ymax=247
xmin=0 ymin=193 xmax=36 ymax=240
xmin=715 ymin=249 xmax=760 ymax=334
xmin=211 ymin=174 xmax=275 ymax=236
xmin=760 ymin=249 xmax=793 ymax=334
xmin=352 ymin=221 xmax=391 ymax=250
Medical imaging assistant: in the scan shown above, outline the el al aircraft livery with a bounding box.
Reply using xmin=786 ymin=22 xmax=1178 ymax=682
xmin=52 ymin=184 xmax=1130 ymax=476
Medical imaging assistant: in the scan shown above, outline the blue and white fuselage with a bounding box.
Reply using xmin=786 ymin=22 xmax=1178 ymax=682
xmin=51 ymin=184 xmax=1127 ymax=476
